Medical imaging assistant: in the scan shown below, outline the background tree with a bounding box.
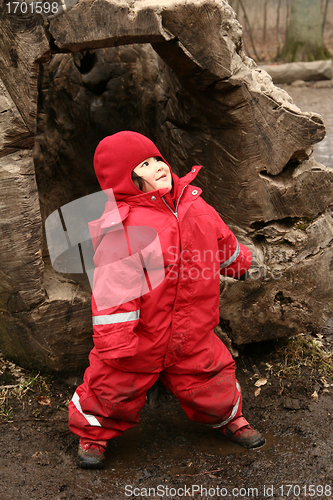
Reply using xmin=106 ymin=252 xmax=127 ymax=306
xmin=281 ymin=0 xmax=331 ymax=61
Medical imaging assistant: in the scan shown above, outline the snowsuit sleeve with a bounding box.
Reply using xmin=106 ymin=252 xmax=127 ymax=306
xmin=212 ymin=209 xmax=252 ymax=279
xmin=90 ymin=222 xmax=164 ymax=362
xmin=90 ymin=226 xmax=144 ymax=362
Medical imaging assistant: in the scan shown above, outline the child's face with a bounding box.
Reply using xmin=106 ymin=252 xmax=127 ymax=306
xmin=133 ymin=157 xmax=172 ymax=193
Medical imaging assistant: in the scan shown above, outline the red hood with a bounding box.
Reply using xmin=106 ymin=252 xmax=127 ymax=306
xmin=93 ymin=131 xmax=179 ymax=201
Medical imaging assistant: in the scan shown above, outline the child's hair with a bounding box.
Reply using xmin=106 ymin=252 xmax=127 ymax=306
xmin=131 ymin=170 xmax=145 ymax=191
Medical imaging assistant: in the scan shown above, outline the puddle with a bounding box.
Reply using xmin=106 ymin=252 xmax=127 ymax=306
xmin=314 ymin=134 xmax=333 ymax=169
xmin=94 ymin=409 xmax=305 ymax=481
xmin=71 ymin=411 xmax=307 ymax=500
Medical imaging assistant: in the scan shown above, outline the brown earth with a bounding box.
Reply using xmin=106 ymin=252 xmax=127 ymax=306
xmin=1 ymin=325 xmax=333 ymax=500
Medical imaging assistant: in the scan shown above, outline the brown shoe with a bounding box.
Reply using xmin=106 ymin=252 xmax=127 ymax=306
xmin=216 ymin=416 xmax=266 ymax=449
xmin=77 ymin=438 xmax=108 ymax=469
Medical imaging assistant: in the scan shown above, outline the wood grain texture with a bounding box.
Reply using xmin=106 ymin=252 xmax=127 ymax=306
xmin=0 ymin=150 xmax=44 ymax=310
xmin=0 ymin=265 xmax=93 ymax=373
xmin=0 ymin=4 xmax=50 ymax=133
xmin=0 ymin=79 xmax=34 ymax=157
xmin=219 ymin=212 xmax=333 ymax=344
xmin=49 ymin=0 xmax=169 ymax=52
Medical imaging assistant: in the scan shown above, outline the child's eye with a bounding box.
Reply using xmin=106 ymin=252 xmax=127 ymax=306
xmin=155 ymin=157 xmax=161 ymax=162
xmin=142 ymin=161 xmax=149 ymax=167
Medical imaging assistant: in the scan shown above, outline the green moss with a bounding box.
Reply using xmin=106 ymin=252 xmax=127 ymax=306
xmin=295 ymin=217 xmax=314 ymax=231
xmin=281 ymin=41 xmax=331 ymax=63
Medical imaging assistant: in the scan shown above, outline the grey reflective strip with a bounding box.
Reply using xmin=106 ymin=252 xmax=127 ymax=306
xmin=92 ymin=310 xmax=140 ymax=326
xmin=220 ymin=239 xmax=240 ymax=269
xmin=72 ymin=392 xmax=102 ymax=427
xmin=205 ymin=382 xmax=241 ymax=429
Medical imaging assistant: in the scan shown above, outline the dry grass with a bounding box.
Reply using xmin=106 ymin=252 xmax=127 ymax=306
xmin=275 ymin=334 xmax=333 ymax=379
xmin=0 ymin=352 xmax=49 ymax=421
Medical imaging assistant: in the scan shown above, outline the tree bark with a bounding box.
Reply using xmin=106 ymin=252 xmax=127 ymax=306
xmin=281 ymin=0 xmax=331 ymax=61
xmin=262 ymin=0 xmax=269 ymax=44
xmin=0 ymin=0 xmax=333 ymax=373
xmin=276 ymin=0 xmax=282 ymax=58
xmin=322 ymin=0 xmax=330 ymax=34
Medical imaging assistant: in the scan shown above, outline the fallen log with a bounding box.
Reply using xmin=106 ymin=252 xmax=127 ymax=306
xmin=258 ymin=60 xmax=332 ymax=84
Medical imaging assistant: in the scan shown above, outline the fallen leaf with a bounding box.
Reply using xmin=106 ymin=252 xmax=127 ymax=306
xmin=321 ymin=377 xmax=330 ymax=388
xmin=254 ymin=378 xmax=268 ymax=387
xmin=311 ymin=390 xmax=318 ymax=402
xmin=254 ymin=387 xmax=261 ymax=397
xmin=36 ymin=396 xmax=51 ymax=406
xmin=265 ymin=363 xmax=273 ymax=374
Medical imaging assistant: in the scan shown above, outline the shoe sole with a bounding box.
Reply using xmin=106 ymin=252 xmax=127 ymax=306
xmin=217 ymin=432 xmax=266 ymax=450
xmin=77 ymin=457 xmax=106 ymax=469
xmin=243 ymin=437 xmax=266 ymax=449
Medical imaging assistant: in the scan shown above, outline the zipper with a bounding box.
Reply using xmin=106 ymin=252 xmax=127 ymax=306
xmin=162 ymin=185 xmax=187 ymax=221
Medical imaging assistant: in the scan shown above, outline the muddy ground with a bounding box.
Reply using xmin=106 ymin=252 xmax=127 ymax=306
xmin=1 ymin=325 xmax=333 ymax=500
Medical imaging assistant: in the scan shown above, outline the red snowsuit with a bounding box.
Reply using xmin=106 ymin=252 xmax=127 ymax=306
xmin=69 ymin=132 xmax=252 ymax=441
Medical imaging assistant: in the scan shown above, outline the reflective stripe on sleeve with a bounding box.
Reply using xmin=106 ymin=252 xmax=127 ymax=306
xmin=205 ymin=381 xmax=241 ymax=429
xmin=72 ymin=392 xmax=102 ymax=427
xmin=92 ymin=310 xmax=140 ymax=326
xmin=220 ymin=239 xmax=240 ymax=269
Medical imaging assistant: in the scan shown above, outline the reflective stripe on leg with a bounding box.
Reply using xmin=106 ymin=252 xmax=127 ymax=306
xmin=92 ymin=310 xmax=140 ymax=326
xmin=205 ymin=381 xmax=241 ymax=429
xmin=72 ymin=392 xmax=102 ymax=427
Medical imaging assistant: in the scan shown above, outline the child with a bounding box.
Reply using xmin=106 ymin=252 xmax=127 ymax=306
xmin=68 ymin=131 xmax=265 ymax=469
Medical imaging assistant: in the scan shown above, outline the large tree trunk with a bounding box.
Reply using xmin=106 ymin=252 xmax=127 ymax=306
xmin=0 ymin=0 xmax=333 ymax=374
xmin=281 ymin=0 xmax=330 ymax=62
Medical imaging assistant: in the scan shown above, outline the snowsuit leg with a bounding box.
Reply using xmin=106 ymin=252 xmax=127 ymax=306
xmin=69 ymin=348 xmax=159 ymax=441
xmin=69 ymin=333 xmax=241 ymax=440
xmin=160 ymin=331 xmax=242 ymax=427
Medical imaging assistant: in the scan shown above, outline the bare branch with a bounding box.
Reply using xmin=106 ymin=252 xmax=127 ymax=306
xmin=238 ymin=0 xmax=261 ymax=61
